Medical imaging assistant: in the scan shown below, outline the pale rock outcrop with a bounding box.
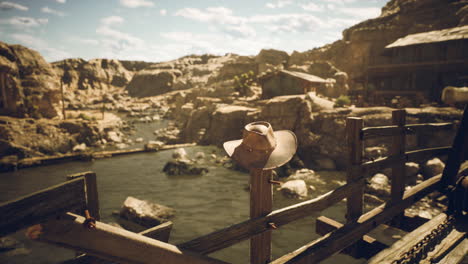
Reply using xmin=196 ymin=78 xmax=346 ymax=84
xmin=422 ymin=158 xmax=445 ymax=179
xmin=366 ymin=173 xmax=391 ymax=198
xmin=126 ymin=69 xmax=182 ymax=97
xmin=0 ymin=42 xmax=60 ymax=118
xmin=119 ymin=196 xmax=175 ymax=227
xmin=280 ymin=179 xmax=308 ymax=198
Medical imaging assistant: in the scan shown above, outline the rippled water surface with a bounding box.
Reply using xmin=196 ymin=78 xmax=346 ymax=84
xmin=0 ymin=121 xmax=364 ymax=264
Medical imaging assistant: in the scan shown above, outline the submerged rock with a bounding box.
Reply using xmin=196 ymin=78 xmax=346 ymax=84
xmin=280 ymin=179 xmax=308 ymax=198
xmin=163 ymin=159 xmax=209 ymax=176
xmin=144 ymin=140 xmax=164 ymax=151
xmin=119 ymin=196 xmax=175 ymax=227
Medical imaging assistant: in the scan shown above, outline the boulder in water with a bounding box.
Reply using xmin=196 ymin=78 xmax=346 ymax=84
xmin=119 ymin=196 xmax=175 ymax=227
xmin=366 ymin=173 xmax=390 ymax=198
xmin=422 ymin=158 xmax=445 ymax=179
xmin=144 ymin=140 xmax=164 ymax=151
xmin=163 ymin=159 xmax=208 ymax=176
xmin=280 ymin=179 xmax=308 ymax=198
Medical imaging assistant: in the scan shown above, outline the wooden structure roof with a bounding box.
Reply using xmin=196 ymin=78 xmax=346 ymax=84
xmin=386 ymin=25 xmax=468 ymax=49
xmin=258 ymin=69 xmax=330 ymax=84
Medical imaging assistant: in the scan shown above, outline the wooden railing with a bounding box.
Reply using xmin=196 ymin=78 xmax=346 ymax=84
xmin=0 ymin=109 xmax=461 ymax=264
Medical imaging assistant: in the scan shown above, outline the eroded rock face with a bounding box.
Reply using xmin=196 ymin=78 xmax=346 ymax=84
xmin=289 ymin=0 xmax=467 ymax=81
xmin=126 ymin=69 xmax=181 ymax=97
xmin=119 ymin=196 xmax=175 ymax=227
xmin=0 ymin=42 xmax=60 ymax=118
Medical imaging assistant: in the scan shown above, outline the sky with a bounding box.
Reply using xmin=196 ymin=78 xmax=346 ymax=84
xmin=0 ymin=0 xmax=388 ymax=62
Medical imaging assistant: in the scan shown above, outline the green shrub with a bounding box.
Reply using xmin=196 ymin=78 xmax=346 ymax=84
xmin=334 ymin=95 xmax=351 ymax=108
xmin=78 ymin=113 xmax=93 ymax=121
xmin=233 ymin=71 xmax=255 ymax=96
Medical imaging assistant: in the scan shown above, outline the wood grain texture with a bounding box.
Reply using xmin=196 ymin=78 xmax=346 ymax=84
xmin=250 ymin=169 xmax=273 ymax=264
xmin=0 ymin=177 xmax=86 ymax=236
xmin=361 ymin=123 xmax=454 ymax=140
xmin=39 ymin=213 xmax=228 ymax=264
xmin=270 ymin=174 xmax=442 ymax=264
xmin=179 ymin=177 xmax=365 ymax=254
xmin=391 ymin=110 xmax=406 ymax=225
xmin=139 ymin=221 xmax=173 ymax=243
xmin=346 ymin=117 xmax=364 ymax=221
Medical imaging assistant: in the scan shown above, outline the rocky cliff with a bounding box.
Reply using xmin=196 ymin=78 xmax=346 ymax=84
xmin=0 ymin=42 xmax=60 ymax=118
xmin=289 ymin=0 xmax=468 ymax=84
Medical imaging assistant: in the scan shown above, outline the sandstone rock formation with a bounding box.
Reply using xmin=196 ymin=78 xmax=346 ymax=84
xmin=0 ymin=42 xmax=60 ymax=118
xmin=289 ymin=0 xmax=468 ymax=83
xmin=119 ymin=196 xmax=175 ymax=227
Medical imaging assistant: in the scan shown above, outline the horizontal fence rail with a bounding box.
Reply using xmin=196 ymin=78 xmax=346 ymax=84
xmin=361 ymin=122 xmax=455 ymax=140
xmin=0 ymin=177 xmax=87 ymax=237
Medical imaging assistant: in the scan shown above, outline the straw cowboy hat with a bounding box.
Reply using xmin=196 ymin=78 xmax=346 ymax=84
xmin=223 ymin=121 xmax=297 ymax=170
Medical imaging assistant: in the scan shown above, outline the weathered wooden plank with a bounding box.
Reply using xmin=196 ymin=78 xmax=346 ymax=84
xmin=368 ymin=213 xmax=453 ymax=264
xmin=270 ymin=174 xmax=442 ymax=264
xmin=391 ymin=109 xmax=406 ymax=225
xmin=139 ymin=221 xmax=173 ymax=243
xmin=437 ymin=239 xmax=468 ymax=264
xmin=61 ymin=221 xmax=174 ymax=264
xmin=83 ymin=172 xmax=100 ymax=221
xmin=39 ymin=212 xmax=228 ymax=264
xmin=0 ymin=177 xmax=86 ymax=237
xmin=179 ymin=177 xmax=366 ymax=254
xmin=361 ymin=123 xmax=454 ymax=140
xmin=250 ymin=169 xmax=273 ymax=264
xmin=423 ymin=226 xmax=467 ymax=264
xmin=406 ymin=146 xmax=452 ymax=162
xmin=346 ymin=117 xmax=364 ymax=222
xmin=358 ymin=147 xmax=451 ymax=177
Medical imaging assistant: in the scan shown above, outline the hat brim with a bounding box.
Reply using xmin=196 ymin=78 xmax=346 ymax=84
xmin=223 ymin=130 xmax=297 ymax=170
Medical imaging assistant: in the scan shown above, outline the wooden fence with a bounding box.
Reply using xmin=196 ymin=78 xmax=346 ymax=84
xmin=0 ymin=109 xmax=465 ymax=264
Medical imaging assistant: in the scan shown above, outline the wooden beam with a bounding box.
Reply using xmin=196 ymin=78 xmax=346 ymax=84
xmin=0 ymin=177 xmax=86 ymax=237
xmin=39 ymin=212 xmax=228 ymax=264
xmin=249 ymin=168 xmax=273 ymax=264
xmin=346 ymin=117 xmax=364 ymax=222
xmin=361 ymin=123 xmax=455 ymax=140
xmin=436 ymin=239 xmax=468 ymax=264
xmin=391 ymin=109 xmax=406 ymax=225
xmin=139 ymin=221 xmax=173 ymax=243
xmin=84 ymin=172 xmax=100 ymax=221
xmin=368 ymin=213 xmax=467 ymax=264
xmin=358 ymin=147 xmax=451 ymax=177
xmin=270 ymin=174 xmax=442 ymax=264
xmin=178 ymin=177 xmax=366 ymax=254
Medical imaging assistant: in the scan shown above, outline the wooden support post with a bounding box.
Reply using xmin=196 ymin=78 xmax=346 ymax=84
xmin=391 ymin=109 xmax=406 ymax=225
xmin=250 ymin=168 xmax=273 ymax=264
xmin=346 ymin=117 xmax=364 ymax=222
xmin=84 ymin=172 xmax=100 ymax=221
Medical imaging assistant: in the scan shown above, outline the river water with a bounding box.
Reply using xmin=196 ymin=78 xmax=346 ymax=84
xmin=0 ymin=119 xmax=365 ymax=264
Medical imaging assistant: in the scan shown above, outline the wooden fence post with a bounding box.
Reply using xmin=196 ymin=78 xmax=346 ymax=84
xmin=346 ymin=117 xmax=364 ymax=222
xmin=84 ymin=172 xmax=100 ymax=221
xmin=250 ymin=168 xmax=273 ymax=264
xmin=391 ymin=109 xmax=406 ymax=225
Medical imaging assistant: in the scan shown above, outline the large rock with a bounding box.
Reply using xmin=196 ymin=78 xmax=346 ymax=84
xmin=366 ymin=173 xmax=391 ymax=198
xmin=259 ymin=95 xmax=313 ymax=131
xmin=255 ymin=49 xmax=289 ymax=66
xmin=119 ymin=196 xmax=175 ymax=227
xmin=202 ymin=105 xmax=258 ymax=145
xmin=126 ymin=69 xmax=182 ymax=97
xmin=0 ymin=42 xmax=60 ymax=118
xmin=422 ymin=158 xmax=445 ymax=179
xmin=280 ymin=179 xmax=308 ymax=198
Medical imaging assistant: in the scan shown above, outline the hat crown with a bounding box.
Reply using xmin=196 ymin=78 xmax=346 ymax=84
xmin=242 ymin=122 xmax=276 ymax=151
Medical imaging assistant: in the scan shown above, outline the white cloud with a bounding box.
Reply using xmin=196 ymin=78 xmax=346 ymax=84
xmin=322 ymin=0 xmax=356 ymax=4
xmin=339 ymin=7 xmax=381 ymax=20
xmin=41 ymin=6 xmax=66 ymax=17
xmin=0 ymin=1 xmax=28 ymax=11
xmin=96 ymin=16 xmax=146 ymax=59
xmin=160 ymin=9 xmax=167 ymax=16
xmin=101 ymin=16 xmax=124 ymax=26
xmin=120 ymin=0 xmax=154 ymax=8
xmin=265 ymin=0 xmax=293 ymax=9
xmin=10 ymin=33 xmax=71 ymax=61
xmin=300 ymin=3 xmax=324 ymax=12
xmin=0 ymin=16 xmax=48 ymax=27
xmin=175 ymin=7 xmax=254 ymax=37
xmin=56 ymin=0 xmax=66 ymax=3
xmin=74 ymin=37 xmax=99 ymax=45
xmin=250 ymin=13 xmax=323 ymax=33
